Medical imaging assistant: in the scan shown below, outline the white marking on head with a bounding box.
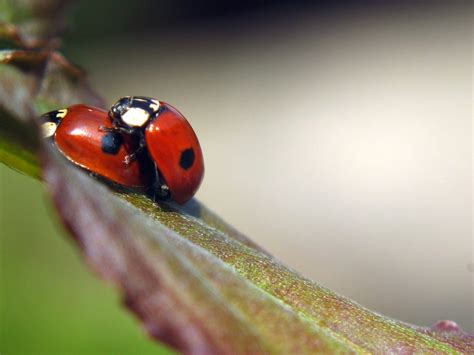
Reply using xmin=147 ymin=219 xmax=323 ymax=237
xmin=42 ymin=122 xmax=57 ymax=138
xmin=149 ymin=100 xmax=160 ymax=112
xmin=56 ymin=109 xmax=67 ymax=118
xmin=121 ymin=107 xmax=150 ymax=127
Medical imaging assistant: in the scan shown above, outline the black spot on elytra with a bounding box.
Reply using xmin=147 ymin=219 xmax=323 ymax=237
xmin=101 ymin=132 xmax=123 ymax=155
xmin=180 ymin=148 xmax=195 ymax=170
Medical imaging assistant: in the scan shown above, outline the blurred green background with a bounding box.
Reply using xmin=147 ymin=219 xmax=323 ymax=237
xmin=1 ymin=1 xmax=472 ymax=354
xmin=0 ymin=166 xmax=173 ymax=354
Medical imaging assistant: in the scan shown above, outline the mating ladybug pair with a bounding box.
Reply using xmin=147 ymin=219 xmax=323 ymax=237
xmin=41 ymin=96 xmax=204 ymax=204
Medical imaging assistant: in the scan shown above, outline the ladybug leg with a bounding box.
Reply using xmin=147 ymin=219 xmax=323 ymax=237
xmin=148 ymin=169 xmax=171 ymax=201
xmin=155 ymin=183 xmax=170 ymax=201
xmin=98 ymin=125 xmax=115 ymax=133
xmin=99 ymin=125 xmax=135 ymax=135
xmin=123 ymin=137 xmax=146 ymax=165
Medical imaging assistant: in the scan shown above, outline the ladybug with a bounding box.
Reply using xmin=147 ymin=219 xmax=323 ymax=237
xmin=106 ymin=96 xmax=204 ymax=204
xmin=41 ymin=104 xmax=156 ymax=190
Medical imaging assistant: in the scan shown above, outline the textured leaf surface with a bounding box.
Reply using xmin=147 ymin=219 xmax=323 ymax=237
xmin=0 ymin=9 xmax=473 ymax=355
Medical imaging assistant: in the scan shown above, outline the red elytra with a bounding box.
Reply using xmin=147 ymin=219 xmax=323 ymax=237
xmin=144 ymin=102 xmax=204 ymax=204
xmin=41 ymin=104 xmax=155 ymax=189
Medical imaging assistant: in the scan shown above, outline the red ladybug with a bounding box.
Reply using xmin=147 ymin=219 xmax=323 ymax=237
xmin=41 ymin=104 xmax=156 ymax=189
xmin=107 ymin=96 xmax=204 ymax=204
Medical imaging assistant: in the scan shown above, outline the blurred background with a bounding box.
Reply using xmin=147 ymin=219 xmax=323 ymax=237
xmin=1 ymin=0 xmax=472 ymax=353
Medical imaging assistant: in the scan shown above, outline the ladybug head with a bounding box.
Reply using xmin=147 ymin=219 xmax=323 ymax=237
xmin=110 ymin=96 xmax=161 ymax=128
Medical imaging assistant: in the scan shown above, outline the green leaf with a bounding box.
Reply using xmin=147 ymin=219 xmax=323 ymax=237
xmin=43 ymin=148 xmax=474 ymax=354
